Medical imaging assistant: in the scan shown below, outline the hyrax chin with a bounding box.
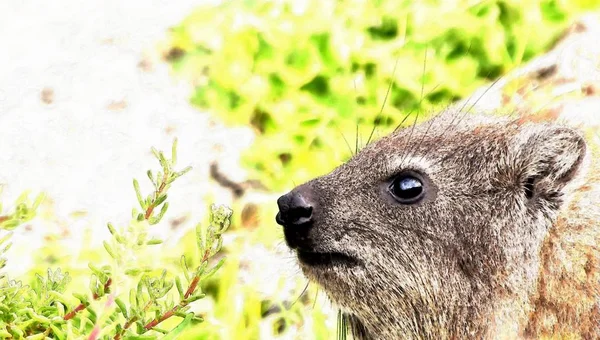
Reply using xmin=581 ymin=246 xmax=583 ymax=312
xmin=275 ymin=109 xmax=599 ymax=339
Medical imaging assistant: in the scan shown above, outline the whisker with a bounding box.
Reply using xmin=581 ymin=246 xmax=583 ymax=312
xmin=398 ymin=102 xmax=422 ymax=167
xmin=412 ymin=113 xmax=444 ymax=164
xmin=391 ymin=36 xmax=478 ymax=164
xmin=392 ymin=83 xmax=442 ymax=135
xmin=392 ymin=47 xmax=430 ymax=139
xmin=290 ymin=281 xmax=310 ymax=309
xmin=337 ymin=309 xmax=348 ymax=340
xmin=400 ymin=47 xmax=429 ymax=166
xmin=335 ymin=125 xmax=355 ymax=157
xmin=393 ymin=106 xmax=416 ymax=133
xmin=424 ymin=54 xmax=576 ymax=167
xmin=366 ymin=56 xmax=400 ymax=147
xmin=416 ymin=73 xmax=505 ymax=165
xmin=454 ymin=72 xmax=504 ymax=128
xmin=420 ymin=47 xmax=429 ymax=104
xmin=355 ymin=124 xmax=360 ymax=155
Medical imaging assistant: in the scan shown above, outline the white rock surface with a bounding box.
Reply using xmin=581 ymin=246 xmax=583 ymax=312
xmin=0 ymin=0 xmax=257 ymax=275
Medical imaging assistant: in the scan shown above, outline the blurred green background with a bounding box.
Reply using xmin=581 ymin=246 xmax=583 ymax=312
xmin=161 ymin=0 xmax=600 ymax=338
xmin=11 ymin=0 xmax=600 ymax=339
xmin=167 ymin=0 xmax=600 ymax=192
xmin=164 ymin=0 xmax=600 ymax=338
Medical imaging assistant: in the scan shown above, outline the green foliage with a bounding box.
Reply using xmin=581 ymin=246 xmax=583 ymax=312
xmin=0 ymin=140 xmax=232 ymax=339
xmin=0 ymin=190 xmax=44 ymax=281
xmin=168 ymin=0 xmax=600 ymax=190
xmin=0 ymin=190 xmax=44 ymax=231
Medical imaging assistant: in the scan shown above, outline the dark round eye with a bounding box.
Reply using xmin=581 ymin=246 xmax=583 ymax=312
xmin=389 ymin=174 xmax=424 ymax=203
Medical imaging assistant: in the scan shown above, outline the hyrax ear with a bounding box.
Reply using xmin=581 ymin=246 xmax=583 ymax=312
xmin=518 ymin=125 xmax=587 ymax=196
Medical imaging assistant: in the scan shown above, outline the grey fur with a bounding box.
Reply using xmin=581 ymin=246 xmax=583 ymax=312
xmin=281 ymin=109 xmax=588 ymax=339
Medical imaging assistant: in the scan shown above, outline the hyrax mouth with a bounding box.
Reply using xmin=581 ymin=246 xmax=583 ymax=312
xmin=275 ymin=184 xmax=363 ymax=268
xmin=297 ymin=249 xmax=361 ymax=268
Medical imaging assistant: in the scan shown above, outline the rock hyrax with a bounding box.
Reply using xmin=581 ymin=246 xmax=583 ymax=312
xmin=275 ymin=108 xmax=599 ymax=339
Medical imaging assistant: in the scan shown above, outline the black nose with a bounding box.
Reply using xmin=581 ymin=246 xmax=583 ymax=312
xmin=275 ymin=187 xmax=314 ymax=227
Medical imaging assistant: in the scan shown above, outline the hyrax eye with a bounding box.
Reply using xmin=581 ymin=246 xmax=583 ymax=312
xmin=389 ymin=173 xmax=424 ymax=204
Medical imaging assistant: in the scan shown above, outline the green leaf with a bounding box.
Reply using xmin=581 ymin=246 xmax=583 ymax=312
xmin=146 ymin=238 xmax=163 ymax=246
xmin=136 ymin=280 xmax=144 ymax=309
xmin=129 ymin=288 xmax=138 ymax=310
xmin=1 ymin=219 xmax=20 ymax=231
xmin=115 ymin=298 xmax=129 ymax=319
xmin=107 ymin=222 xmax=117 ymax=235
xmin=158 ymin=151 xmax=169 ymax=171
xmin=150 ymin=202 xmax=169 ymax=225
xmin=167 ymin=166 xmax=192 ymax=184
xmin=171 ymin=138 xmax=178 ymax=166
xmin=147 ymin=170 xmax=157 ymax=188
xmin=125 ymin=268 xmax=142 ymax=276
xmin=155 ymin=194 xmax=168 ymax=207
xmin=159 ymin=313 xmax=194 ymax=340
xmin=50 ymin=324 xmax=66 ymax=340
xmin=151 ymin=146 xmax=160 ymax=160
xmin=73 ymin=292 xmax=90 ymax=305
xmin=24 ymin=333 xmax=46 ymax=340
xmin=128 ymin=335 xmax=159 ymax=340
xmin=133 ymin=179 xmax=144 ymax=210
xmin=180 ymin=256 xmax=190 ymax=282
xmin=201 ymin=258 xmax=225 ymax=281
xmin=175 ymin=276 xmax=184 ymax=300
xmin=87 ymin=306 xmax=97 ymax=324
xmin=185 ymin=293 xmax=206 ymax=303
xmin=103 ymin=241 xmax=117 ymax=259
xmin=32 ymin=193 xmax=45 ymax=211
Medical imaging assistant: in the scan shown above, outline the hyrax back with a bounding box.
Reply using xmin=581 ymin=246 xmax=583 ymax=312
xmin=275 ymin=108 xmax=599 ymax=339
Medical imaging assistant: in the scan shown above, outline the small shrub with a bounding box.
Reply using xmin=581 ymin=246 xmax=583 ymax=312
xmin=0 ymin=139 xmax=232 ymax=339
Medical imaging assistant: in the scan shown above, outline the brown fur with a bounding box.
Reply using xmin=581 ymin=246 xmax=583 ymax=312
xmin=525 ymin=141 xmax=600 ymax=339
xmin=276 ymin=107 xmax=600 ymax=339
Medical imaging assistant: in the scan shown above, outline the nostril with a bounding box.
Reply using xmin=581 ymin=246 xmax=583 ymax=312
xmin=288 ymin=205 xmax=312 ymax=225
xmin=276 ymin=189 xmax=315 ymax=226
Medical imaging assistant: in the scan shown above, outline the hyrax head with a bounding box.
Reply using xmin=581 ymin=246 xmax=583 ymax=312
xmin=275 ymin=110 xmax=588 ymax=338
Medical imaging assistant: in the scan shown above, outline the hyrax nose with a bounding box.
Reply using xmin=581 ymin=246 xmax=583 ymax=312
xmin=275 ymin=186 xmax=315 ymax=227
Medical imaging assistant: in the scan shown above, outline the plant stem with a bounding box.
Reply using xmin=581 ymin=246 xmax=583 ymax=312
xmin=142 ymin=250 xmax=212 ymax=331
xmin=64 ymin=278 xmax=112 ymax=321
xmin=63 ymin=303 xmax=86 ymax=321
xmin=113 ymin=316 xmax=137 ymax=340
xmin=184 ymin=276 xmax=200 ymax=299
xmin=143 ymin=305 xmax=178 ymax=330
xmin=114 ymin=269 xmax=203 ymax=339
xmin=144 ymin=173 xmax=168 ymax=220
